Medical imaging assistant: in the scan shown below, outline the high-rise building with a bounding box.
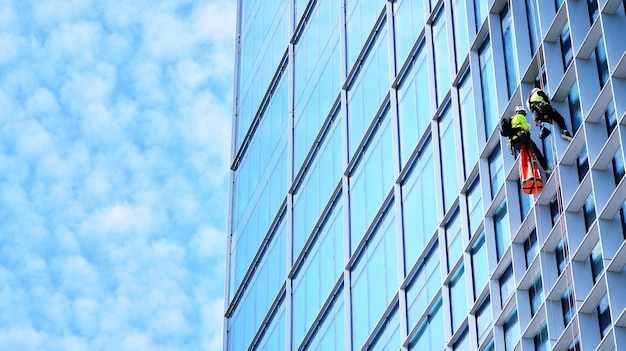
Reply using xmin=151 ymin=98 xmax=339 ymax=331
xmin=225 ymin=0 xmax=626 ymax=350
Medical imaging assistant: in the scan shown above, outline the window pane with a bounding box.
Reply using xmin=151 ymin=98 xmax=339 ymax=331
xmin=459 ymin=71 xmax=478 ymax=177
xmin=524 ymin=230 xmax=538 ymax=268
xmin=397 ymin=43 xmax=431 ymax=168
xmin=450 ymin=265 xmax=468 ymax=332
xmin=402 ymin=139 xmax=438 ymax=269
xmin=489 ymin=145 xmax=503 ymax=198
xmin=439 ymin=104 xmax=459 ymax=212
xmin=471 ymin=233 xmax=489 ymax=296
xmin=499 ymin=264 xmax=515 ymax=306
xmin=500 ymin=4 xmax=518 ymax=97
xmin=526 ymin=0 xmax=541 ymax=54
xmin=529 ymin=274 xmax=544 ymax=317
xmin=433 ymin=7 xmax=451 ymax=105
xmin=534 ymin=323 xmax=549 ymax=351
xmin=452 ymin=0 xmax=470 ymax=67
xmin=479 ymin=37 xmax=498 ymax=138
xmin=467 ymin=177 xmax=483 ymax=236
xmin=393 ymin=0 xmax=425 ymax=67
xmin=476 ymin=297 xmax=492 ymax=343
xmin=494 ymin=200 xmax=510 ymax=261
xmin=504 ymin=309 xmax=520 ymax=351
xmin=590 ymin=242 xmax=604 ymax=284
xmin=561 ymin=286 xmax=575 ymax=326
xmin=597 ymin=295 xmax=611 ymax=339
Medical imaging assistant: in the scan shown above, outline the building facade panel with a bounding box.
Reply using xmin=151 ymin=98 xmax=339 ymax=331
xmin=227 ymin=0 xmax=626 ymax=350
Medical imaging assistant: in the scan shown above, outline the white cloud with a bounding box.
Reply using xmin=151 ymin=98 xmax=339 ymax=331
xmin=192 ymin=226 xmax=226 ymax=260
xmin=0 ymin=32 xmax=21 ymax=64
xmin=0 ymin=1 xmax=236 ymax=351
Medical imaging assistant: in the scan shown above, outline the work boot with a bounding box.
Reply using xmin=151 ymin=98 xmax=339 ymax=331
xmin=561 ymin=130 xmax=573 ymax=141
xmin=545 ymin=168 xmax=552 ymax=175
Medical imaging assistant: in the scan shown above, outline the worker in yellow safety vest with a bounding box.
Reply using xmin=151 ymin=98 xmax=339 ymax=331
xmin=500 ymin=106 xmax=552 ymax=174
xmin=527 ymin=87 xmax=573 ymax=141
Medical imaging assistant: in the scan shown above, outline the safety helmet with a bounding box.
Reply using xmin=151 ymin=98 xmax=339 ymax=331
xmin=515 ymin=106 xmax=526 ymax=116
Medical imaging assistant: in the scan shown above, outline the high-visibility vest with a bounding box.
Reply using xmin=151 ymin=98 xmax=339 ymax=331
xmin=511 ymin=113 xmax=530 ymax=141
xmin=529 ymin=88 xmax=545 ymax=104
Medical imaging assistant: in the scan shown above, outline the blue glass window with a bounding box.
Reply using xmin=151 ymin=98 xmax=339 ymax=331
xmin=369 ymin=305 xmax=401 ymax=351
xmin=471 ymin=232 xmax=489 ymax=296
xmin=605 ymin=100 xmax=617 ymax=135
xmin=402 ymin=139 xmax=437 ymax=269
xmin=595 ymin=37 xmax=609 ymax=88
xmin=232 ymin=72 xmax=289 ymax=294
xmin=293 ymin=114 xmax=343 ymax=257
xmin=306 ymin=291 xmax=345 ymax=350
xmin=439 ymin=104 xmax=459 ymax=212
xmin=408 ymin=296 xmax=445 ymax=351
xmin=500 ymin=4 xmax=518 ymax=97
xmin=347 ymin=25 xmax=390 ymax=160
xmin=351 ymin=206 xmax=398 ymax=349
xmin=568 ymin=81 xmax=582 ymax=134
xmin=454 ymin=327 xmax=470 ymax=351
xmin=450 ymin=265 xmax=468 ymax=332
xmin=612 ymin=148 xmax=625 ymax=185
xmin=499 ymin=264 xmax=515 ymax=306
xmin=504 ymin=309 xmax=520 ymax=351
xmin=559 ymin=23 xmax=573 ymax=70
xmin=397 ymin=42 xmax=431 ymax=168
xmin=474 ymin=0 xmax=489 ymax=31
xmin=494 ymin=200 xmax=510 ymax=261
xmin=524 ymin=230 xmax=538 ymax=268
xmin=550 ymin=195 xmax=561 ymax=227
xmin=583 ymin=192 xmax=596 ymax=231
xmin=407 ymin=244 xmax=441 ymax=329
xmin=459 ymin=70 xmax=478 ymax=177
xmin=237 ymin=0 xmax=290 ymax=148
xmin=346 ymin=0 xmax=384 ymax=70
xmin=526 ymin=0 xmax=541 ymax=54
xmin=577 ymin=145 xmax=589 ymax=182
xmin=452 ymin=0 xmax=469 ymax=67
xmin=349 ymin=113 xmax=394 ymax=251
xmin=293 ymin=0 xmax=341 ymax=170
xmin=393 ymin=0 xmax=425 ymax=67
xmin=556 ymin=237 xmax=570 ymax=276
xmin=590 ymin=242 xmax=604 ymax=284
xmin=467 ymin=178 xmax=483 ymax=236
xmin=476 ymin=297 xmax=492 ymax=344
xmin=446 ymin=210 xmax=463 ymax=269
xmin=479 ymin=37 xmax=498 ymax=138
xmin=561 ymin=286 xmax=575 ymax=326
xmin=432 ymin=7 xmax=451 ymax=105
xmin=534 ymin=323 xmax=549 ymax=351
xmin=529 ymin=274 xmax=544 ymax=317
xmin=519 ymin=182 xmax=532 ymax=221
xmin=292 ymin=202 xmax=344 ymax=347
xmin=597 ymin=295 xmax=611 ymax=339
xmin=228 ymin=220 xmax=287 ymax=350
xmin=588 ymin=0 xmax=599 ymax=23
xmin=257 ymin=303 xmax=286 ymax=351
xmin=489 ymin=145 xmax=503 ymax=198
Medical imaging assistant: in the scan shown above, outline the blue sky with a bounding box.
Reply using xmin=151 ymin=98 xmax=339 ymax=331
xmin=0 ymin=0 xmax=234 ymax=350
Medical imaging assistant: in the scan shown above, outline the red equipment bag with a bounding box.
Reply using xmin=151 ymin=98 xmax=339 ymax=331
xmin=519 ymin=145 xmax=543 ymax=194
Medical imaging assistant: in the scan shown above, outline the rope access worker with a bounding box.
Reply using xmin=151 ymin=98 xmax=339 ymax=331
xmin=527 ymin=87 xmax=573 ymax=141
xmin=501 ymin=106 xmax=552 ymax=174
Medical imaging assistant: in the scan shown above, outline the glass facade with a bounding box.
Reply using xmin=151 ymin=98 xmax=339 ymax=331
xmin=227 ymin=0 xmax=626 ymax=350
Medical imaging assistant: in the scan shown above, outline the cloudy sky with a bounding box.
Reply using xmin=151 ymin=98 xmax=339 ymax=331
xmin=0 ymin=0 xmax=234 ymax=350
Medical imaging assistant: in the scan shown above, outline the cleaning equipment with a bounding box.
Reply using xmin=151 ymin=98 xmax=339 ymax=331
xmin=520 ymin=144 xmax=543 ymax=194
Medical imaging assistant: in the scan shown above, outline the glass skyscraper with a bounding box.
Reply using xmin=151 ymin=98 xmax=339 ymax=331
xmin=225 ymin=0 xmax=626 ymax=350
